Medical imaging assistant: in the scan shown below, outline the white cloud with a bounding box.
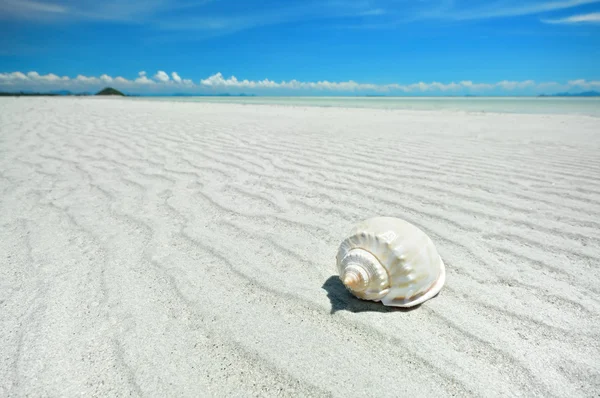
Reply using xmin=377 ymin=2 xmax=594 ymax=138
xmin=154 ymin=70 xmax=169 ymax=82
xmin=1 ymin=70 xmax=599 ymax=95
xmin=0 ymin=70 xmax=66 ymax=83
xmin=195 ymin=74 xmax=545 ymax=93
xmin=542 ymin=12 xmax=600 ymax=23
xmin=568 ymin=79 xmax=600 ymax=88
xmin=4 ymin=71 xmax=28 ymax=80
xmin=25 ymin=71 xmax=64 ymax=82
xmin=75 ymin=74 xmax=99 ymax=84
xmin=135 ymin=75 xmax=154 ymax=84
xmin=496 ymin=80 xmax=536 ymax=90
xmin=134 ymin=70 xmax=155 ymax=84
xmin=459 ymin=81 xmax=494 ymax=90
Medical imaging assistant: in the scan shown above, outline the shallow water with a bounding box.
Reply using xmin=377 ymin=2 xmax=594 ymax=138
xmin=131 ymin=96 xmax=600 ymax=116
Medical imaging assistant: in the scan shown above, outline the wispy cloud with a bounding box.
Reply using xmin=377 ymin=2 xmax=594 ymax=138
xmin=2 ymin=0 xmax=599 ymax=35
xmin=0 ymin=0 xmax=385 ymax=26
xmin=311 ymin=0 xmax=600 ymax=31
xmin=156 ymin=2 xmax=387 ymax=36
xmin=0 ymin=0 xmax=199 ymax=22
xmin=444 ymin=0 xmax=600 ymax=20
xmin=358 ymin=8 xmax=386 ymax=16
xmin=0 ymin=0 xmax=68 ymax=20
xmin=542 ymin=11 xmax=600 ymax=23
xmin=2 ymin=70 xmax=599 ymax=94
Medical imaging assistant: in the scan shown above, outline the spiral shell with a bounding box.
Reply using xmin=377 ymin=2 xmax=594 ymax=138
xmin=336 ymin=216 xmax=445 ymax=307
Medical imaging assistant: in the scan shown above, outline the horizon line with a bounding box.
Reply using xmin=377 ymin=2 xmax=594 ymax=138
xmin=2 ymin=89 xmax=599 ymax=98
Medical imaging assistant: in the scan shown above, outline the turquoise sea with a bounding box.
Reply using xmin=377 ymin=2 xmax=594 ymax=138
xmin=133 ymin=96 xmax=600 ymax=117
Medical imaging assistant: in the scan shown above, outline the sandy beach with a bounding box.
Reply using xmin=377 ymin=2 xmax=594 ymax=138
xmin=1 ymin=97 xmax=599 ymax=397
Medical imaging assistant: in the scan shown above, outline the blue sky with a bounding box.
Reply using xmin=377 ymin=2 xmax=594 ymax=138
xmin=1 ymin=0 xmax=599 ymax=95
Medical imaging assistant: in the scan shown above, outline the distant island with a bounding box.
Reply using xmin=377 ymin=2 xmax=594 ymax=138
xmin=0 ymin=87 xmax=126 ymax=97
xmin=538 ymin=91 xmax=600 ymax=97
xmin=0 ymin=90 xmax=87 ymax=97
xmin=96 ymin=87 xmax=125 ymax=96
xmin=0 ymin=88 xmax=254 ymax=97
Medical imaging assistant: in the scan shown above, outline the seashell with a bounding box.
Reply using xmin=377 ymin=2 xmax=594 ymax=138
xmin=336 ymin=216 xmax=445 ymax=308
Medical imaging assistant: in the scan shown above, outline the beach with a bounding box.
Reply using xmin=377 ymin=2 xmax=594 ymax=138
xmin=1 ymin=97 xmax=599 ymax=397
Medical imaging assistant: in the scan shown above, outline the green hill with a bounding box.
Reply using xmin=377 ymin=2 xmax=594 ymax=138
xmin=95 ymin=87 xmax=125 ymax=96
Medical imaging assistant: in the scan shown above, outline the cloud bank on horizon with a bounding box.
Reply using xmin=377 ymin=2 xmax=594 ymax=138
xmin=1 ymin=70 xmax=599 ymax=95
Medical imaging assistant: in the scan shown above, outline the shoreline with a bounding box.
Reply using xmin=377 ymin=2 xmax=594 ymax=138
xmin=122 ymin=95 xmax=600 ymax=118
xmin=5 ymin=95 xmax=599 ymax=119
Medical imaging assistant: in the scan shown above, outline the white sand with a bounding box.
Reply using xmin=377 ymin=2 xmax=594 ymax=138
xmin=1 ymin=97 xmax=599 ymax=397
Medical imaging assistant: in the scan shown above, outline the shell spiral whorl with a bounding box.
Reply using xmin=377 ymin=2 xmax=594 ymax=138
xmin=340 ymin=249 xmax=390 ymax=299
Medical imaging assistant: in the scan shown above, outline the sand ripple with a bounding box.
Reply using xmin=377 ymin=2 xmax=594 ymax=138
xmin=1 ymin=98 xmax=599 ymax=397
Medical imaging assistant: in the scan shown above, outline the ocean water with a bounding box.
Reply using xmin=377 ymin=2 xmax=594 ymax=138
xmin=132 ymin=96 xmax=600 ymax=117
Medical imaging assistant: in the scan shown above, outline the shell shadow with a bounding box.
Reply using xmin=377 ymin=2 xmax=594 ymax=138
xmin=321 ymin=275 xmax=421 ymax=314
